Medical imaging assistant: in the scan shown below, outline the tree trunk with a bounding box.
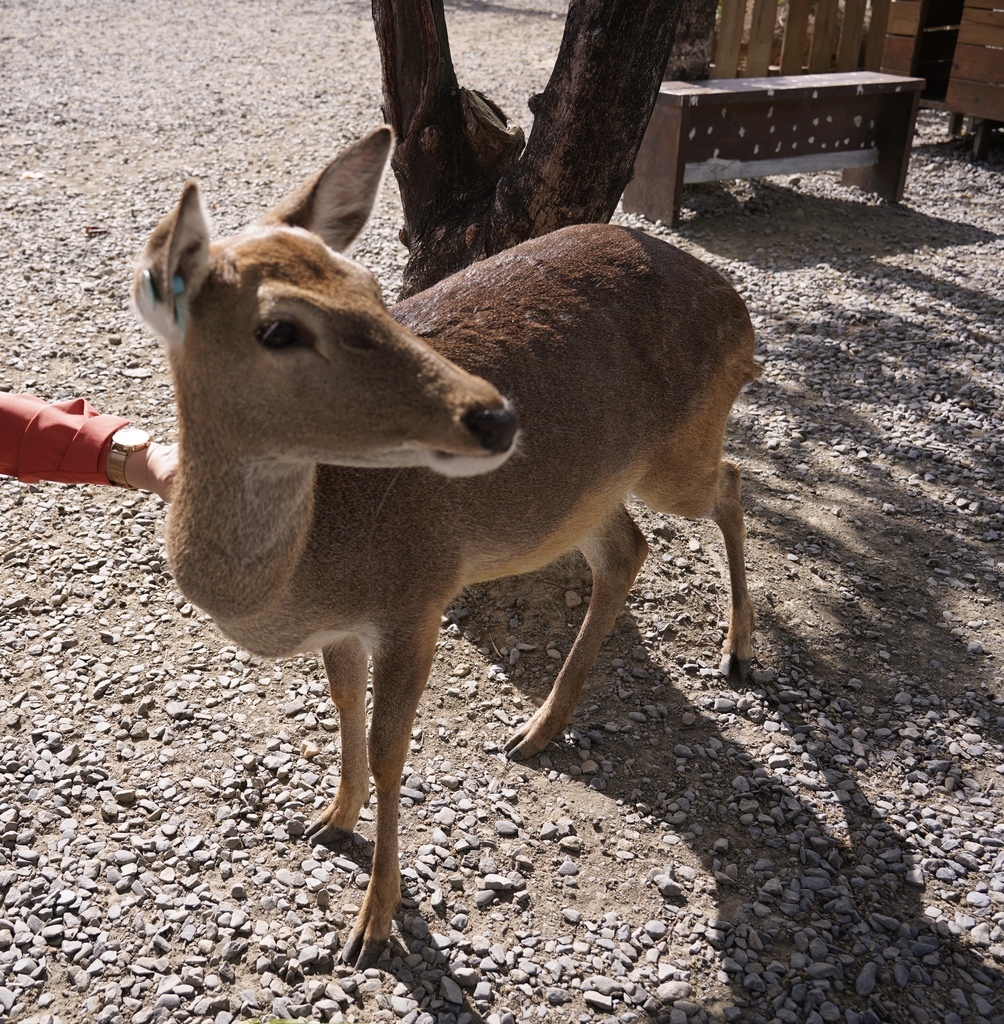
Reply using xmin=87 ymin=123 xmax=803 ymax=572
xmin=372 ymin=0 xmax=683 ymax=296
xmin=664 ymin=0 xmax=717 ymax=81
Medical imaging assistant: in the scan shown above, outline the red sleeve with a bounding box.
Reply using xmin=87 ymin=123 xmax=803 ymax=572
xmin=0 ymin=393 xmax=129 ymax=486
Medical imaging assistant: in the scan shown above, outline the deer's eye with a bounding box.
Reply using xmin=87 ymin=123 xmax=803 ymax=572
xmin=256 ymin=320 xmax=305 ymax=348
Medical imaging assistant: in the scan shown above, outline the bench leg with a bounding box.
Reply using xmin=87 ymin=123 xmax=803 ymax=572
xmin=623 ymin=104 xmax=688 ymax=226
xmin=972 ymin=119 xmax=995 ymax=162
xmin=841 ymin=88 xmax=921 ymax=203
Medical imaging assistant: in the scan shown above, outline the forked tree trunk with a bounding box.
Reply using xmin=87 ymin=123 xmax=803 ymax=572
xmin=372 ymin=0 xmax=684 ymax=296
xmin=664 ymin=0 xmax=717 ymax=81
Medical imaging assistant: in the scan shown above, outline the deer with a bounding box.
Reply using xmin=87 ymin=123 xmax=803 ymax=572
xmin=132 ymin=125 xmax=761 ymax=968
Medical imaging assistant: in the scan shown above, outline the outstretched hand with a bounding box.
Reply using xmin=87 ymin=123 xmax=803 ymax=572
xmin=123 ymin=442 xmax=178 ymax=502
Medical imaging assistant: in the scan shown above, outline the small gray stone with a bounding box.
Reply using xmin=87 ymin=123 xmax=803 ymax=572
xmin=855 ymin=961 xmax=878 ymax=997
xmin=440 ymin=976 xmax=463 ymax=1004
xmin=583 ymin=976 xmax=618 ymax=996
xmin=583 ymin=991 xmax=614 ymax=1012
xmin=658 ymin=980 xmax=693 ymax=1002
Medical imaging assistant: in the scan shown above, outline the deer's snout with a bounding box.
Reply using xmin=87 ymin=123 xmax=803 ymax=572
xmin=463 ymin=400 xmax=518 ymax=454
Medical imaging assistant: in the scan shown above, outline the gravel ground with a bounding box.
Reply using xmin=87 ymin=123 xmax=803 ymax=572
xmin=2 ymin=3 xmax=1003 ymax=1024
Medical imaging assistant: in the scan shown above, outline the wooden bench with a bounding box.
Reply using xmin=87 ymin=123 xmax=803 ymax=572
xmin=623 ymin=0 xmax=925 ymax=225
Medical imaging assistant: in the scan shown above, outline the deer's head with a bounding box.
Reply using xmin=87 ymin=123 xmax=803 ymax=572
xmin=133 ymin=127 xmax=517 ymax=476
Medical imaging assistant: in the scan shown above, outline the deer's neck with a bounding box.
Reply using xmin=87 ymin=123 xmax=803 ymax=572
xmin=166 ymin=445 xmax=316 ymax=623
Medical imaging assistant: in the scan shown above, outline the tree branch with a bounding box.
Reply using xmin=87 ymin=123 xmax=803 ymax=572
xmin=372 ymin=0 xmax=681 ymax=295
xmin=488 ymin=0 xmax=683 ymax=252
xmin=372 ymin=0 xmax=524 ymax=292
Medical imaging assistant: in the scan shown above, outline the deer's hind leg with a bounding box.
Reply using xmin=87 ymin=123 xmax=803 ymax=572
xmin=306 ymin=636 xmax=371 ymax=843
xmin=505 ymin=504 xmax=649 ymax=761
xmin=708 ymin=459 xmax=755 ymax=682
xmin=637 ymin=445 xmax=754 ymax=684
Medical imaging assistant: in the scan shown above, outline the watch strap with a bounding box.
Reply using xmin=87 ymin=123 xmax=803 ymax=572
xmin=106 ymin=427 xmax=151 ymax=487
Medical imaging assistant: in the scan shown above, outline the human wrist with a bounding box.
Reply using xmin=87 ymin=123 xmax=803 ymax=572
xmin=124 ymin=441 xmax=177 ymax=502
xmin=122 ymin=443 xmax=157 ymax=491
xmin=106 ymin=426 xmax=151 ymax=487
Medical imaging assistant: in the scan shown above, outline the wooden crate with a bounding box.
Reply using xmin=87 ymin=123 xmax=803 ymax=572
xmin=945 ymin=0 xmax=1004 ymax=122
xmin=881 ymin=0 xmax=966 ymax=102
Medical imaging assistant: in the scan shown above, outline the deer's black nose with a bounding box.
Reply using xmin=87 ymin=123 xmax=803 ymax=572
xmin=463 ymin=400 xmax=518 ymax=454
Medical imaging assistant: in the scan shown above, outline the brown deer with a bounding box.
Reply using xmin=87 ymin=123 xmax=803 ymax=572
xmin=133 ymin=126 xmax=760 ymax=967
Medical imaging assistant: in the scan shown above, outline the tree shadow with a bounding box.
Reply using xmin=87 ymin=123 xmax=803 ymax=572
xmin=446 ymin=0 xmax=562 ymax=15
xmin=673 ymin=181 xmax=1001 ymax=278
xmin=445 ymin=546 xmax=1004 ymax=1021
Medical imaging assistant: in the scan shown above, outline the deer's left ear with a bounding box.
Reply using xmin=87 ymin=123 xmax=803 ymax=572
xmin=133 ymin=181 xmax=211 ymax=346
xmin=259 ymin=126 xmax=393 ymax=253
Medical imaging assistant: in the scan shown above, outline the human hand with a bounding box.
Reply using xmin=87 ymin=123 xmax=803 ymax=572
xmin=123 ymin=442 xmax=178 ymax=502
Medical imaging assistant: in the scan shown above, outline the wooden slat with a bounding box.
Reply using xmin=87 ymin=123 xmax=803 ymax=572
xmin=745 ymin=0 xmax=780 ymax=75
xmin=657 ymin=71 xmax=923 ymax=102
xmin=837 ymin=0 xmax=870 ymax=69
xmin=945 ymin=77 xmax=1004 ymax=119
xmin=958 ymin=9 xmax=1004 ymax=46
xmin=881 ymin=34 xmax=918 ymax=72
xmin=865 ymin=0 xmax=894 ymax=68
xmin=959 ymin=5 xmax=1004 ymax=25
xmin=810 ymin=0 xmax=844 ymax=71
xmin=958 ymin=0 xmax=1003 ymax=9
xmin=780 ymin=0 xmax=813 ymax=73
xmin=887 ymin=0 xmax=924 ymax=34
xmin=713 ymin=0 xmax=748 ymax=78
xmin=953 ymin=42 xmax=1004 ymax=83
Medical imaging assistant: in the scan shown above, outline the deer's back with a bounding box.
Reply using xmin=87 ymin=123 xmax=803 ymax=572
xmin=395 ymin=224 xmax=755 ymax=419
xmin=303 ymin=226 xmax=757 ymax=611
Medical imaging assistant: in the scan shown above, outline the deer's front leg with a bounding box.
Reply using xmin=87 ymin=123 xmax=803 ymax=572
xmin=306 ymin=638 xmax=370 ymax=843
xmin=341 ymin=615 xmax=440 ymax=969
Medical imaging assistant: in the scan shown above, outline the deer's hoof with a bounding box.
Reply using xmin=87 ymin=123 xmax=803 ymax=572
xmin=504 ymin=724 xmax=547 ymax=761
xmin=719 ymin=651 xmax=752 ymax=685
xmin=340 ymin=929 xmax=386 ymax=970
xmin=504 ymin=736 xmax=532 ymax=761
xmin=304 ymin=817 xmax=353 ymax=846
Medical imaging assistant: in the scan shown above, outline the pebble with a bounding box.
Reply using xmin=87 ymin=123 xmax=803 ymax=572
xmin=855 ymin=961 xmax=878 ymax=996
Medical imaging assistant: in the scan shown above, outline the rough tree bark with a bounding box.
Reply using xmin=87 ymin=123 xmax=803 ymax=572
xmin=372 ymin=0 xmax=684 ymax=296
xmin=664 ymin=0 xmax=717 ymax=81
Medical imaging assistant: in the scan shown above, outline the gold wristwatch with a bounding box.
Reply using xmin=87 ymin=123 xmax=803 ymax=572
xmin=107 ymin=426 xmax=151 ymax=487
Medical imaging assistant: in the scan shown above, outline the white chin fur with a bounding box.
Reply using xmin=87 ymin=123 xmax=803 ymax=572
xmin=314 ymin=440 xmax=515 ymax=477
xmin=423 ymin=448 xmax=513 ymax=478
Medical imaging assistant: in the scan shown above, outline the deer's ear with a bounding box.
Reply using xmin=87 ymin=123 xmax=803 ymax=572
xmin=261 ymin=125 xmax=393 ymax=252
xmin=133 ymin=182 xmax=211 ymax=347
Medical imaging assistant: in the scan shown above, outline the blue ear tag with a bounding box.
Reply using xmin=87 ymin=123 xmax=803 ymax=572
xmin=171 ymin=275 xmax=187 ymax=334
xmin=141 ymin=268 xmax=159 ymax=306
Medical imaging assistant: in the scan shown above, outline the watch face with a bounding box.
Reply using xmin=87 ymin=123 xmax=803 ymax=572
xmin=113 ymin=426 xmax=150 ymax=449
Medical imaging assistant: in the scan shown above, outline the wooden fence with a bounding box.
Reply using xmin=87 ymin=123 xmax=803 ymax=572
xmin=710 ymin=0 xmax=893 ymax=78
